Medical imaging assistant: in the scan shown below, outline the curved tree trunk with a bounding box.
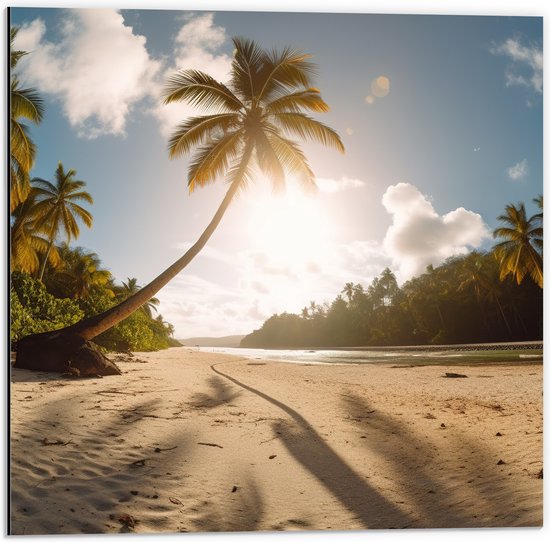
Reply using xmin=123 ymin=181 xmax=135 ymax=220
xmin=14 ymin=145 xmax=253 ymax=375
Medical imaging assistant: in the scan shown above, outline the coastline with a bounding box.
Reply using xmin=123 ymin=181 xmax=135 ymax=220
xmin=10 ymin=347 xmax=543 ymax=534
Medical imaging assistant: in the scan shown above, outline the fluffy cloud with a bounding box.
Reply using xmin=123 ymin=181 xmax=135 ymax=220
xmin=491 ymin=38 xmax=542 ymax=95
xmin=316 ymin=176 xmax=365 ymax=193
xmin=13 ymin=11 xmax=231 ymax=140
xmin=14 ymin=10 xmax=161 ymax=138
xmin=382 ymin=183 xmax=489 ymax=281
xmin=507 ymin=158 xmax=528 ymax=181
xmin=150 ymin=13 xmax=232 ymax=137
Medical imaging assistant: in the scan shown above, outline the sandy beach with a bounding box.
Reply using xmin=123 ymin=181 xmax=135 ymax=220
xmin=9 ymin=347 xmax=543 ymax=534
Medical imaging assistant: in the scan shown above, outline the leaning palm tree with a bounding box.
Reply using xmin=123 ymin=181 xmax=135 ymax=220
xmin=10 ymin=27 xmax=44 ymax=212
xmin=15 ymin=38 xmax=344 ymax=375
xmin=493 ymin=202 xmax=543 ymax=288
xmin=31 ymin=162 xmax=93 ymax=280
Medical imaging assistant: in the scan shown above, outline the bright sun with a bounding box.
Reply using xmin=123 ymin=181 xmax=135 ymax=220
xmin=246 ymin=178 xmax=333 ymax=271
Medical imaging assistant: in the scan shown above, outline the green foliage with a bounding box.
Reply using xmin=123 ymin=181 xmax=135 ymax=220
xmin=10 ymin=272 xmax=84 ymax=342
xmin=95 ymin=310 xmax=174 ymax=352
xmin=241 ymin=254 xmax=543 ymax=348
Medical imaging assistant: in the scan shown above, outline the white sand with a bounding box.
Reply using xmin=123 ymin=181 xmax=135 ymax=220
xmin=9 ymin=347 xmax=543 ymax=534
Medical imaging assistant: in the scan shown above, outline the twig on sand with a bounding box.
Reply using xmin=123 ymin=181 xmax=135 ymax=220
xmin=197 ymin=442 xmax=223 ymax=448
xmin=41 ymin=438 xmax=72 ymax=446
xmin=154 ymin=445 xmax=178 ymax=453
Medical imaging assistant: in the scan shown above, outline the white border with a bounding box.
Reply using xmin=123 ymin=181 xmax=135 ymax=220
xmin=2 ymin=1 xmax=547 ymax=541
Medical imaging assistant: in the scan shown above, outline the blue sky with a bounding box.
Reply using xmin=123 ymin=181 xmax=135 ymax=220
xmin=9 ymin=5 xmax=543 ymax=338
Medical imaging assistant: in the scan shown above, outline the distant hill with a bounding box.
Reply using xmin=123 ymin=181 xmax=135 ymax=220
xmin=179 ymin=335 xmax=245 ymax=348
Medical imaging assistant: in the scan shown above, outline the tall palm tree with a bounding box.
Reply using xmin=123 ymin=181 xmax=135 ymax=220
xmin=10 ymin=189 xmax=59 ymax=274
xmin=493 ymin=202 xmax=543 ymax=288
xmin=16 ymin=38 xmax=344 ymax=373
xmin=32 ymin=162 xmax=93 ymax=280
xmin=10 ymin=27 xmax=44 ymax=212
xmin=341 ymin=282 xmax=355 ymax=304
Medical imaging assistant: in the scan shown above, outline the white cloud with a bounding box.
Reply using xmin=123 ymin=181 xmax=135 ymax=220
xmin=14 ymin=9 xmax=161 ymax=138
xmin=382 ymin=183 xmax=489 ymax=281
xmin=507 ymin=158 xmax=529 ymax=181
xmin=491 ymin=38 xmax=543 ymax=95
xmin=316 ymin=176 xmax=365 ymax=193
xmin=150 ymin=13 xmax=233 ymax=138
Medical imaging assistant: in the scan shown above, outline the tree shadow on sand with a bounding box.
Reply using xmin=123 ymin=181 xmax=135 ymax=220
xmin=189 ymin=472 xmax=265 ymax=532
xmin=187 ymin=375 xmax=242 ymax=410
xmin=10 ymin=394 xmax=195 ymax=534
xmin=211 ymin=364 xmax=412 ymax=529
xmin=342 ymin=392 xmax=541 ymax=528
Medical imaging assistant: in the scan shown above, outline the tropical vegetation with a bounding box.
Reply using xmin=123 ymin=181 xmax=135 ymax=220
xmin=9 ymin=29 xmax=177 ymax=354
xmin=241 ymin=200 xmax=543 ymax=348
xmin=10 ymin=27 xmax=44 ymax=212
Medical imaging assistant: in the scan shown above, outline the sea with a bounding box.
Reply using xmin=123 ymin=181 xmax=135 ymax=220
xmin=190 ymin=342 xmax=543 ymax=367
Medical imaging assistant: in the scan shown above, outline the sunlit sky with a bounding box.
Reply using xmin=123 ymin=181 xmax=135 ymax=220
xmin=9 ymin=2 xmax=543 ymax=338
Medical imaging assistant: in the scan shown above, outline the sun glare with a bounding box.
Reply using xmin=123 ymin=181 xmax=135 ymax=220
xmin=246 ymin=178 xmax=333 ymax=272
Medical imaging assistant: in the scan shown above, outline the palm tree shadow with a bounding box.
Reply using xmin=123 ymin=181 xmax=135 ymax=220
xmin=10 ymin=395 xmax=193 ymax=535
xmin=188 ymin=375 xmax=241 ymax=409
xmin=190 ymin=473 xmax=264 ymax=532
xmin=211 ymin=364 xmax=412 ymax=529
xmin=343 ymin=393 xmax=535 ymax=527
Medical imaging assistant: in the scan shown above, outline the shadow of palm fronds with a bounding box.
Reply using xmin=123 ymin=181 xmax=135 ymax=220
xmin=188 ymin=376 xmax=241 ymax=410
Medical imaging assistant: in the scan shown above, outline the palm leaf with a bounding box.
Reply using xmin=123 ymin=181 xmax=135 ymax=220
xmin=265 ymin=130 xmax=316 ymax=190
xmin=187 ymin=130 xmax=244 ymax=192
xmin=265 ymin=88 xmax=329 ymax=114
xmin=11 ymin=83 xmax=44 ymax=123
xmin=272 ymin=112 xmax=345 ymax=153
xmin=168 ymin=114 xmax=240 ymax=159
xmin=230 ymin=37 xmax=266 ymax=104
xmin=254 ymin=130 xmax=285 ymax=191
xmin=164 ymin=70 xmax=243 ymax=111
xmin=257 ymin=46 xmax=317 ymax=102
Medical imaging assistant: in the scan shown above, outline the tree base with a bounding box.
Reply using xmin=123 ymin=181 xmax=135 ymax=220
xmin=14 ymin=330 xmax=122 ymax=377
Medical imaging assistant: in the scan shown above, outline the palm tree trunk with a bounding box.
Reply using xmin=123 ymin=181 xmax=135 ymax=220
xmin=38 ymin=238 xmax=54 ymax=281
xmin=68 ymin=144 xmax=253 ymax=340
xmin=495 ymin=295 xmax=514 ymax=339
xmin=15 ymin=144 xmax=253 ymax=375
xmin=70 ymin=177 xmax=245 ymax=341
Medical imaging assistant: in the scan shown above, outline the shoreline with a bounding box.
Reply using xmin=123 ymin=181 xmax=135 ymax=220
xmin=10 ymin=348 xmax=543 ymax=534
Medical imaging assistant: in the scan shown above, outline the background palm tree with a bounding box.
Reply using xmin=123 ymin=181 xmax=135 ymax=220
xmin=117 ymin=278 xmax=160 ymax=317
xmin=50 ymin=244 xmax=114 ymax=299
xmin=493 ymin=202 xmax=543 ymax=288
xmin=10 ymin=27 xmax=44 ymax=212
xmin=16 ymin=37 xmax=344 ymax=374
xmin=10 ymin=189 xmax=60 ymax=274
xmin=32 ymin=162 xmax=93 ymax=280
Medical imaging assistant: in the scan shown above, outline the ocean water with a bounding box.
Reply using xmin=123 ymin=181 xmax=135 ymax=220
xmin=191 ymin=345 xmax=543 ymax=367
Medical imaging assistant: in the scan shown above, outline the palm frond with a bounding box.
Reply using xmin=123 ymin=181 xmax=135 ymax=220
xmin=11 ymin=119 xmax=36 ymax=171
xmin=265 ymin=130 xmax=316 ymax=190
xmin=187 ymin=130 xmax=244 ymax=192
xmin=272 ymin=112 xmax=345 ymax=153
xmin=230 ymin=37 xmax=266 ymax=104
xmin=265 ymin=88 xmax=329 ymax=114
xmin=254 ymin=130 xmax=285 ymax=191
xmin=257 ymin=46 xmax=317 ymax=103
xmin=168 ymin=114 xmax=240 ymax=159
xmin=11 ymin=84 xmax=44 ymax=123
xmin=164 ymin=69 xmax=243 ymax=112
